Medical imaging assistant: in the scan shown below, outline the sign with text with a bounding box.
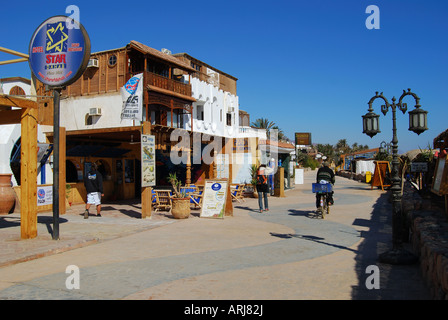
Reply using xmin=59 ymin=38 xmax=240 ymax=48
xmin=200 ymin=179 xmax=228 ymax=219
xmin=29 ymin=15 xmax=90 ymax=87
xmin=37 ymin=185 xmax=53 ymax=206
xmin=411 ymin=162 xmax=428 ymax=173
xmin=295 ymin=132 xmax=312 ymax=146
xmin=121 ymin=73 xmax=143 ymax=121
xmin=141 ymin=134 xmax=156 ymax=187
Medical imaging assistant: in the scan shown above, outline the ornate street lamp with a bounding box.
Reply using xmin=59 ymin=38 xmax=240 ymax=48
xmin=379 ymin=141 xmax=391 ymax=154
xmin=362 ymin=89 xmax=428 ymax=264
xmin=362 ymin=110 xmax=381 ymax=138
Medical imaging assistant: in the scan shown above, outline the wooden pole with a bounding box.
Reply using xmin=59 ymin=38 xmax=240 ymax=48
xmin=20 ymin=107 xmax=38 ymax=239
xmin=141 ymin=121 xmax=152 ymax=219
xmin=59 ymin=126 xmax=66 ymax=215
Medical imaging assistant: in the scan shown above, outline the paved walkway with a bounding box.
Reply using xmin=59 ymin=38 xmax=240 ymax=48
xmin=0 ymin=170 xmax=431 ymax=300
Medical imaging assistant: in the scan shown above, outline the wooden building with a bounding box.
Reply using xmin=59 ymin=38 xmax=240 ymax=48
xmin=34 ymin=41 xmax=220 ymax=206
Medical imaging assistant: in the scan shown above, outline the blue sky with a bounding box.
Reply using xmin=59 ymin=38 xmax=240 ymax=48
xmin=1 ymin=0 xmax=447 ymax=153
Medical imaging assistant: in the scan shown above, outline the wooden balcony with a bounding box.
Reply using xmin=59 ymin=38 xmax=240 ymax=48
xmin=145 ymin=71 xmax=191 ymax=97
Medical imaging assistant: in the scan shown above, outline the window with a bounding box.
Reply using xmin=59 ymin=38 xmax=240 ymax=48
xmin=226 ymin=113 xmax=232 ymax=126
xmin=125 ymin=159 xmax=134 ymax=183
xmin=9 ymin=86 xmax=25 ymax=96
xmin=108 ymin=54 xmax=117 ymax=67
xmin=197 ymin=105 xmax=204 ymax=121
xmin=190 ymin=62 xmax=201 ymax=72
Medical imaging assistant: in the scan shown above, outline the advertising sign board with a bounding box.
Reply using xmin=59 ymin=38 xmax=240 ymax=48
xmin=295 ymin=132 xmax=312 ymax=146
xmin=141 ymin=134 xmax=156 ymax=187
xmin=200 ymin=180 xmax=228 ymax=219
xmin=29 ymin=15 xmax=91 ymax=87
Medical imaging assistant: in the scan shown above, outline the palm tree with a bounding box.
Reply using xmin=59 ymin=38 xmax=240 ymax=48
xmin=335 ymin=139 xmax=350 ymax=154
xmin=251 ymin=118 xmax=275 ymax=130
xmin=251 ymin=118 xmax=285 ymax=140
xmin=271 ymin=125 xmax=286 ymax=141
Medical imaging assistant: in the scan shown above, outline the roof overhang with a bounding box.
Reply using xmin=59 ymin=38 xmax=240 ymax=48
xmin=129 ymin=41 xmax=196 ymax=73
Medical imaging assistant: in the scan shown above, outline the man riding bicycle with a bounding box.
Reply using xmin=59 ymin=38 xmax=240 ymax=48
xmin=315 ymin=161 xmax=335 ymax=209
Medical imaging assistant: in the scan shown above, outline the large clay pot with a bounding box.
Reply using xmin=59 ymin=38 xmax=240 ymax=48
xmin=171 ymin=198 xmax=190 ymax=219
xmin=0 ymin=174 xmax=15 ymax=215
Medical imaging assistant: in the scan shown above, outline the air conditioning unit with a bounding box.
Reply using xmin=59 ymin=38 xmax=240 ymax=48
xmin=228 ymin=107 xmax=234 ymax=112
xmin=89 ymin=107 xmax=102 ymax=116
xmin=87 ymin=59 xmax=99 ymax=68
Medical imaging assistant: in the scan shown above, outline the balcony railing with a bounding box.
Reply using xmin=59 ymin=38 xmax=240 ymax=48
xmin=145 ymin=71 xmax=191 ymax=97
xmin=238 ymin=126 xmax=267 ymax=139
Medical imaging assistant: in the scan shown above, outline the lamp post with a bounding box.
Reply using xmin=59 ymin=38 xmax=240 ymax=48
xmin=362 ymin=89 xmax=428 ymax=264
xmin=379 ymin=141 xmax=391 ymax=155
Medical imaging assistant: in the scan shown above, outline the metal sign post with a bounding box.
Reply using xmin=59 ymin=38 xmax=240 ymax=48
xmin=29 ymin=15 xmax=90 ymax=240
xmin=52 ymin=88 xmax=61 ymax=239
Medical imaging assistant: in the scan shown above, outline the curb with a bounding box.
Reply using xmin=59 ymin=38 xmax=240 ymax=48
xmin=0 ymin=238 xmax=99 ymax=268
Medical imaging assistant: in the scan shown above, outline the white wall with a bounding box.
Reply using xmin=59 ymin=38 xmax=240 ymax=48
xmin=1 ymin=80 xmax=31 ymax=96
xmin=0 ymin=79 xmax=50 ymax=185
xmin=185 ymin=77 xmax=240 ymax=138
xmin=60 ymin=93 xmax=135 ymax=130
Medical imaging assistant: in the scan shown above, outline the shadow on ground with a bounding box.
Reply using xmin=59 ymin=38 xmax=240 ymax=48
xmin=350 ymin=191 xmax=431 ymax=300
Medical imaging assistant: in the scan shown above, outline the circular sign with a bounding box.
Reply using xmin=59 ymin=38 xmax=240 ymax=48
xmin=37 ymin=188 xmax=45 ymax=200
xmin=29 ymin=15 xmax=91 ymax=87
xmin=211 ymin=183 xmax=222 ymax=191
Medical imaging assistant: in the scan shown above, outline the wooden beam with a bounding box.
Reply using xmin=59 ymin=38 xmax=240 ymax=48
xmin=59 ymin=127 xmax=66 ymax=215
xmin=0 ymin=47 xmax=29 ymax=59
xmin=0 ymin=58 xmax=28 ymax=66
xmin=45 ymin=125 xmax=142 ymax=137
xmin=20 ymin=107 xmax=38 ymax=239
xmin=0 ymin=95 xmax=38 ymax=109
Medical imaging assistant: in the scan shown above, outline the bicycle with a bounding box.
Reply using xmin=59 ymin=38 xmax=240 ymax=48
xmin=312 ymin=182 xmax=332 ymax=219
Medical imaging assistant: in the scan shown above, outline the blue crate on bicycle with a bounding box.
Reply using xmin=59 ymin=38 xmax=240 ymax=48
xmin=312 ymin=183 xmax=332 ymax=193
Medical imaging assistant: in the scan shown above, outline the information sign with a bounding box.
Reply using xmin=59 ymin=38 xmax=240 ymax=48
xmin=200 ymin=180 xmax=228 ymax=219
xmin=29 ymin=15 xmax=91 ymax=87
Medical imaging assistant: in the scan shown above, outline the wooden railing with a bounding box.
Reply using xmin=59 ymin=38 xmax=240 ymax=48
xmin=145 ymin=71 xmax=191 ymax=97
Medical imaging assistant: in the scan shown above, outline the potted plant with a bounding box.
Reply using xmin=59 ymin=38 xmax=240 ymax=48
xmin=168 ymin=173 xmax=190 ymax=219
xmin=66 ymin=183 xmax=72 ymax=206
xmin=250 ymin=163 xmax=259 ymax=198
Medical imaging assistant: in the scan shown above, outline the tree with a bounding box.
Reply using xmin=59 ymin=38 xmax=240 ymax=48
xmin=272 ymin=125 xmax=286 ymax=141
xmin=251 ymin=118 xmax=275 ymax=130
xmin=252 ymin=118 xmax=288 ymax=141
xmin=335 ymin=139 xmax=350 ymax=154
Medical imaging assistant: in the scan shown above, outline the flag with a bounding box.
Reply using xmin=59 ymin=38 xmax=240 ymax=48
xmin=121 ymin=73 xmax=143 ymax=121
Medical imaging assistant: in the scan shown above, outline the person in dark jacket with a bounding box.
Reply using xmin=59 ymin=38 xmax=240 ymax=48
xmin=83 ymin=163 xmax=104 ymax=218
xmin=256 ymin=164 xmax=273 ymax=213
xmin=316 ymin=161 xmax=335 ymax=208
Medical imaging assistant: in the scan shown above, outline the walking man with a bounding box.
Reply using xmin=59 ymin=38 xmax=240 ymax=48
xmin=83 ymin=162 xmax=104 ymax=218
xmin=256 ymin=164 xmax=274 ymax=213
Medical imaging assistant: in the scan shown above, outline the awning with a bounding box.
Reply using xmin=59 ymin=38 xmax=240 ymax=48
xmin=67 ymin=145 xmax=130 ymax=158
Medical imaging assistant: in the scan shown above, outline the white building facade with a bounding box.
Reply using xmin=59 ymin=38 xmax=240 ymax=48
xmin=0 ymin=77 xmax=52 ymax=186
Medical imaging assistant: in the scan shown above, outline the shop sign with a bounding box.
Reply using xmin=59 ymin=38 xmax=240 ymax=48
xmin=200 ymin=180 xmax=228 ymax=219
xmin=29 ymin=15 xmax=91 ymax=87
xmin=295 ymin=132 xmax=312 ymax=146
xmin=37 ymin=186 xmax=53 ymax=206
xmin=411 ymin=162 xmax=428 ymax=172
xmin=141 ymin=134 xmax=156 ymax=187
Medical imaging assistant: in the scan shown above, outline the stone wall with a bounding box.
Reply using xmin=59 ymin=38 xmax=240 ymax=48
xmin=403 ymin=183 xmax=448 ymax=299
